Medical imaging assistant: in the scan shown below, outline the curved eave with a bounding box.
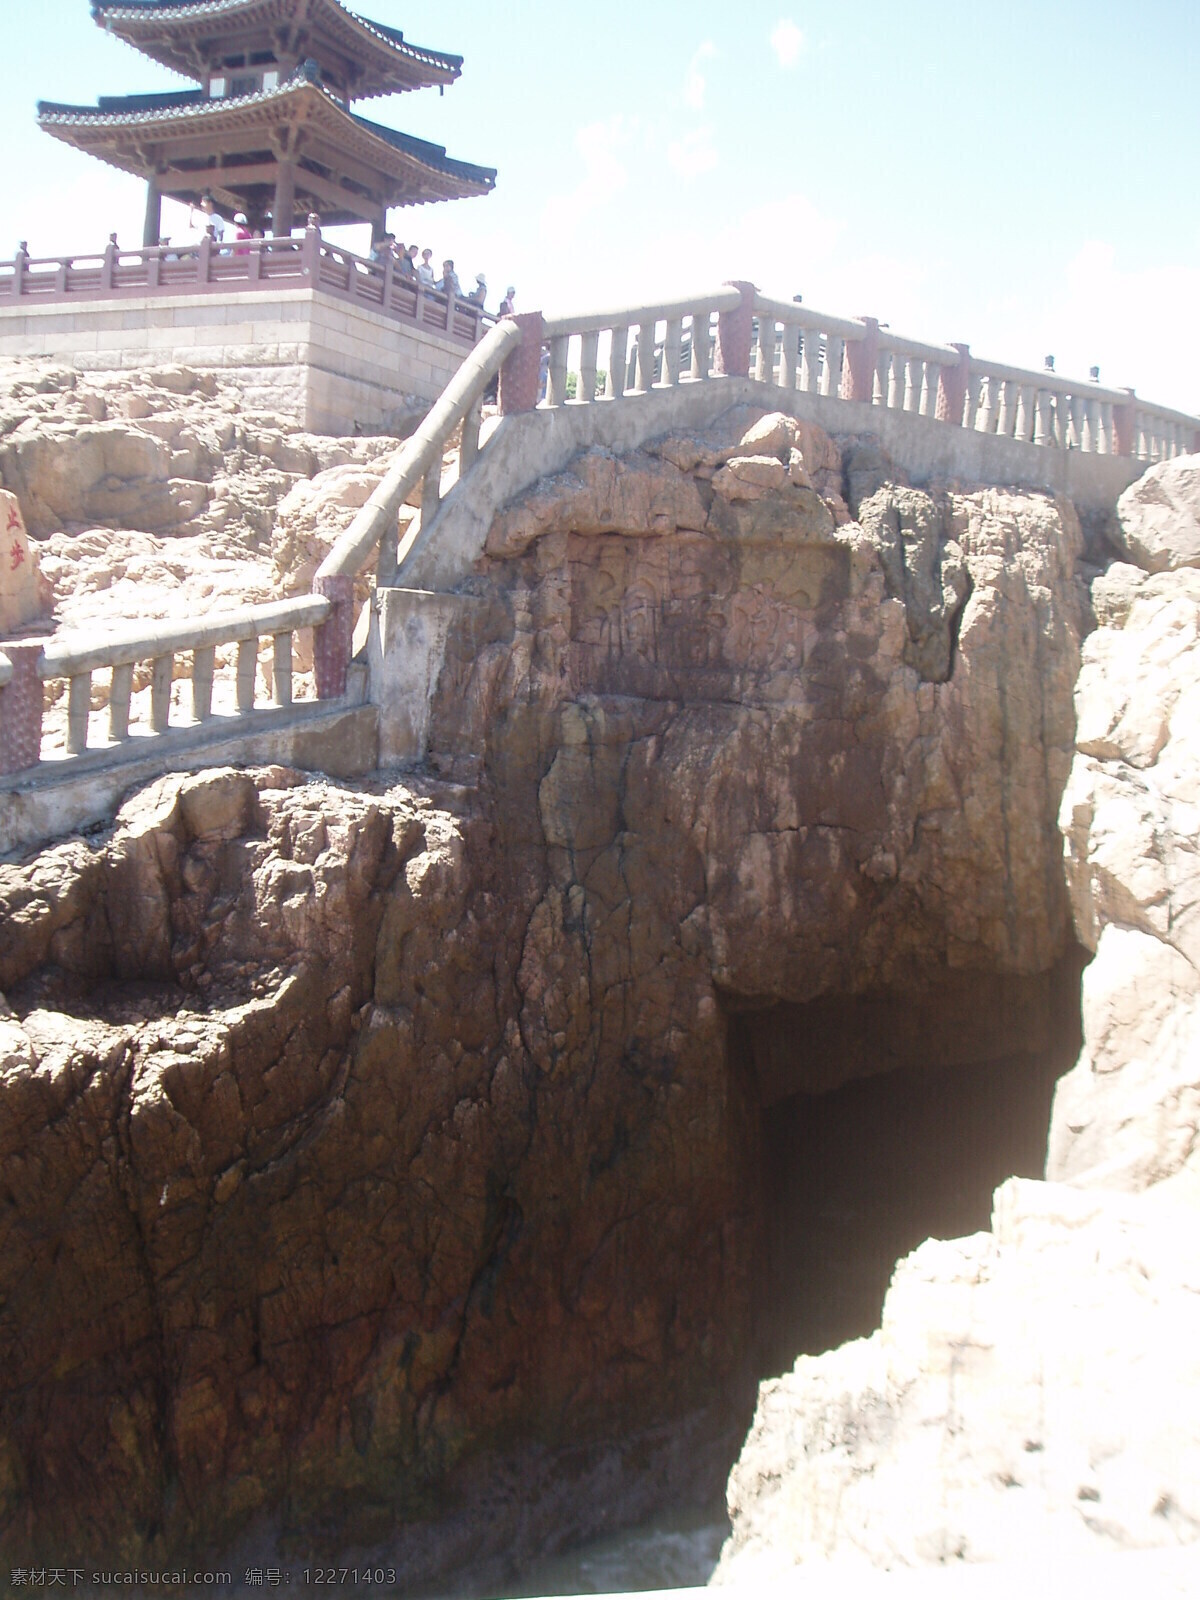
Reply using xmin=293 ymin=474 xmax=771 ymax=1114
xmin=90 ymin=0 xmax=462 ymax=99
xmin=37 ymin=79 xmax=495 ymax=205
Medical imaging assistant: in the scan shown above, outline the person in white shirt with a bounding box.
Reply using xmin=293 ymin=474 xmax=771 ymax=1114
xmin=189 ymin=195 xmax=225 ymax=246
xmin=417 ymin=248 xmax=436 ymax=287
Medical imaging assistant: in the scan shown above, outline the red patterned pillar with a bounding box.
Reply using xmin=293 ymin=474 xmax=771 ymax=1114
xmin=0 ymin=642 xmax=44 ymax=775
xmin=842 ymin=317 xmax=879 ymax=402
xmin=312 ymin=575 xmax=354 ymax=701
xmin=715 ymin=281 xmax=755 ymax=378
xmin=1111 ymin=390 xmax=1138 ymax=458
xmin=498 ymin=312 xmax=544 ymax=415
xmin=937 ymin=343 xmax=971 ymax=425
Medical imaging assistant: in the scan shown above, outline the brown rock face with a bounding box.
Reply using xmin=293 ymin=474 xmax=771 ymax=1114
xmin=0 ymin=413 xmax=1088 ymax=1583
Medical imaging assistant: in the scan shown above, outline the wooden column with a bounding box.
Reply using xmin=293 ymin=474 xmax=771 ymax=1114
xmin=272 ymin=160 xmax=296 ymax=237
xmin=143 ymin=179 xmax=162 ymax=248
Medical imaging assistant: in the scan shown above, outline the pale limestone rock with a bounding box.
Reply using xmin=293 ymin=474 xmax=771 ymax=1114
xmin=1112 ymin=453 xmax=1200 ymax=572
xmin=716 ymin=1178 xmax=1200 ymax=1583
xmin=711 ymin=454 xmax=789 ymax=499
xmin=1049 ymin=546 xmax=1200 ymax=1196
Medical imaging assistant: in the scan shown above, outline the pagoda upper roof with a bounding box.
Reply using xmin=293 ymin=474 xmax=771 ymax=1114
xmin=37 ymin=74 xmax=495 ymax=220
xmin=90 ymin=0 xmax=462 ymax=99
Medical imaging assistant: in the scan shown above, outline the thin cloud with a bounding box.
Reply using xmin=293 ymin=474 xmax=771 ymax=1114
xmin=770 ymin=19 xmax=805 ymax=68
xmin=668 ymin=127 xmax=719 ymax=180
xmin=684 ymin=41 xmax=717 ymax=111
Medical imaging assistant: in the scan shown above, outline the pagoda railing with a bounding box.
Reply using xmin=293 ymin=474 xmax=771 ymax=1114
xmin=0 ymin=224 xmax=488 ymax=346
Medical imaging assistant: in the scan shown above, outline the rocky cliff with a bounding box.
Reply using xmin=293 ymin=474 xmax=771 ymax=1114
xmin=716 ymin=452 xmax=1200 ymax=1583
xmin=1 ymin=399 xmax=1102 ymax=1584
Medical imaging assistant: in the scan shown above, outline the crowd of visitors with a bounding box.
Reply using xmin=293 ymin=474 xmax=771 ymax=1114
xmin=150 ymin=194 xmax=519 ymax=317
xmin=367 ymin=231 xmax=514 ymax=315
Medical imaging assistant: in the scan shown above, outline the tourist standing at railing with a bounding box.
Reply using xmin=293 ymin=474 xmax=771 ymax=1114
xmin=397 ymin=242 xmax=415 ymax=277
xmin=468 ymin=273 xmax=487 ymax=307
xmin=189 ymin=194 xmax=225 ymax=247
xmin=499 ymin=286 xmax=515 ymax=316
xmin=233 ymin=213 xmax=252 ymax=256
xmin=417 ymin=248 xmax=436 ymax=287
xmin=370 ymin=231 xmax=396 ymax=264
xmin=437 ymin=260 xmax=461 ymax=298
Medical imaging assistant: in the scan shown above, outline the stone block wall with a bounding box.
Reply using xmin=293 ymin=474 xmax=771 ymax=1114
xmin=0 ymin=290 xmax=471 ymax=434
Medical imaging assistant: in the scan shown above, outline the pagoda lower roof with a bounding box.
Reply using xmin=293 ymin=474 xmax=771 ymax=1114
xmin=38 ymin=77 xmax=495 ymax=220
xmin=90 ymin=0 xmax=462 ymax=99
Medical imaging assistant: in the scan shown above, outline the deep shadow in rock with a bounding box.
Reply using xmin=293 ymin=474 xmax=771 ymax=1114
xmin=733 ymin=947 xmax=1088 ymax=1375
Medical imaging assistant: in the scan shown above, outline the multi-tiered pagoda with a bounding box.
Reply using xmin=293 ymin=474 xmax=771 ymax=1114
xmin=38 ymin=0 xmax=496 ymax=243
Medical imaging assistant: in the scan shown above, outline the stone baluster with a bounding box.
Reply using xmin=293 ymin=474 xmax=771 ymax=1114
xmin=192 ymin=644 xmax=215 ymax=721
xmin=975 ymin=375 xmax=997 ymax=433
xmin=920 ymin=363 xmax=939 ymax=419
xmin=66 ymin=672 xmax=91 ymax=756
xmin=663 ymin=318 xmax=683 ymax=387
xmin=607 ymin=325 xmax=630 ymax=396
xmin=823 ymin=336 xmax=844 ymax=397
xmin=1070 ymin=395 xmax=1086 ymax=450
xmin=1013 ymin=385 xmax=1035 ymax=442
xmin=800 ymin=332 xmax=820 ymax=393
xmin=964 ymin=372 xmax=983 ymax=430
xmin=0 ymin=642 xmax=44 ymax=774
xmin=109 ymin=662 xmax=133 ymax=741
xmin=498 ymin=312 xmax=545 ymax=415
xmin=689 ymin=312 xmax=711 ymax=380
xmin=756 ymin=319 xmax=776 ymax=384
xmin=779 ymin=324 xmax=797 ymax=391
xmin=421 ymin=447 xmax=444 ymax=520
xmin=579 ymin=329 xmax=600 ymax=401
xmin=885 ymin=350 xmax=902 ymax=409
xmin=873 ymin=347 xmax=889 ymax=407
xmin=273 ymin=634 xmax=293 ymax=707
xmin=149 ymin=655 xmax=173 ymax=733
xmin=1034 ymin=389 xmax=1053 ymax=446
xmin=236 ymin=639 xmax=257 ymax=711
xmin=635 ymin=319 xmax=656 ymax=391
xmin=1097 ymin=400 xmax=1113 ymax=455
xmin=908 ymin=360 xmax=928 ymax=416
xmin=546 ymin=334 xmax=570 ymax=406
xmin=459 ymin=396 xmax=483 ymax=470
xmin=995 ymin=379 xmax=1014 ymax=438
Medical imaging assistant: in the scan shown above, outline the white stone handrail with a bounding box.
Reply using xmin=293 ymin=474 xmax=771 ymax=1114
xmin=0 ymin=651 xmax=11 ymax=690
xmin=538 ymin=286 xmax=747 ymax=405
xmin=315 ymin=315 xmax=522 ymax=583
xmin=35 ymin=593 xmax=331 ymax=758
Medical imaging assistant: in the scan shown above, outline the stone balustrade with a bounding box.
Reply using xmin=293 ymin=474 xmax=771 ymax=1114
xmin=0 ymin=230 xmax=487 ymax=347
xmin=1 ymin=593 xmax=353 ymax=774
xmin=506 ymin=282 xmax=1197 ymax=464
xmin=316 ymin=315 xmax=521 ymax=585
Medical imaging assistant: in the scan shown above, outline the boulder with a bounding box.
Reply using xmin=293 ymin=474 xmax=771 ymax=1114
xmin=1111 ymin=453 xmax=1200 ymax=572
xmin=0 ymin=488 xmax=51 ymax=631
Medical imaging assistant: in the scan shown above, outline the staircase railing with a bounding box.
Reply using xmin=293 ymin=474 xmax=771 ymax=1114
xmin=3 ymin=277 xmax=1197 ymax=784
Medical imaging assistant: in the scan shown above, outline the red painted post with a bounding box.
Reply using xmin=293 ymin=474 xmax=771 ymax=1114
xmin=937 ymin=343 xmax=971 ymax=425
xmin=312 ymin=575 xmax=354 ymax=700
xmin=499 ymin=311 xmax=545 ymax=415
xmin=842 ymin=317 xmax=879 ymax=402
xmin=197 ymin=231 xmax=213 ymax=286
xmin=1193 ymin=429 xmax=1200 ymax=456
xmin=1112 ymin=389 xmax=1138 ymax=458
xmin=0 ymin=642 xmax=45 ymax=775
xmin=715 ymin=280 xmax=755 ymax=378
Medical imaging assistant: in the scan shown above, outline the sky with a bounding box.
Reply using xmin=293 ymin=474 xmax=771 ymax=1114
xmin=3 ymin=0 xmax=1199 ymax=410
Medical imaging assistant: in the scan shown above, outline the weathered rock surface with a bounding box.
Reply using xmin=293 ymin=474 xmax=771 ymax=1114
xmin=1110 ymin=452 xmax=1200 ymax=572
xmin=1 ymin=402 xmax=1096 ymax=1583
xmin=715 ymin=1177 xmax=1200 ymax=1582
xmin=1048 ymin=554 xmax=1200 ymax=1200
